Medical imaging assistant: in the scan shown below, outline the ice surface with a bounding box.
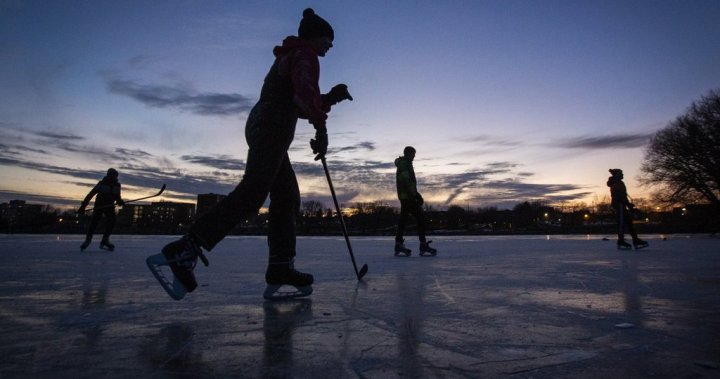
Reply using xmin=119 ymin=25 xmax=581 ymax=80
xmin=1 ymin=234 xmax=719 ymax=378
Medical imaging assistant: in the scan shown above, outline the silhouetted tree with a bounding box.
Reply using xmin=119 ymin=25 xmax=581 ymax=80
xmin=512 ymin=201 xmax=536 ymax=229
xmin=301 ymin=200 xmax=325 ymax=218
xmin=641 ymin=89 xmax=720 ymax=209
xmin=445 ymin=205 xmax=466 ymax=228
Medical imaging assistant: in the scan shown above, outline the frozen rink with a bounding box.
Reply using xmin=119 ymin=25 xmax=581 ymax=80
xmin=1 ymin=234 xmax=719 ymax=378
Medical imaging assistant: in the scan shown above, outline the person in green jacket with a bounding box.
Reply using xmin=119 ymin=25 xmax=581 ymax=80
xmin=394 ymin=146 xmax=437 ymax=256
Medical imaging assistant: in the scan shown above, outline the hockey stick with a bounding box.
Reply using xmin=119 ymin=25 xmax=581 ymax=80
xmin=321 ymin=157 xmax=368 ymax=280
xmin=85 ymin=184 xmax=167 ymax=212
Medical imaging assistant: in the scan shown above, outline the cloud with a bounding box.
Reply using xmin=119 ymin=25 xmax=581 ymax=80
xmin=0 ymin=155 xmax=103 ymax=180
xmin=0 ymin=130 xmax=592 ymax=211
xmin=332 ymin=141 xmax=376 ymax=154
xmin=418 ymin=162 xmax=519 ymax=205
xmin=114 ymin=164 xmax=238 ymax=198
xmin=180 ymin=154 xmax=246 ymax=171
xmin=34 ymin=131 xmax=84 ymax=140
xmin=115 ymin=148 xmax=153 ymax=159
xmin=0 ymin=190 xmax=78 ymax=208
xmin=558 ymin=133 xmax=653 ymax=149
xmin=104 ymin=75 xmax=254 ymax=116
xmin=0 ymin=143 xmax=48 ymax=156
xmin=289 ymin=156 xmax=587 ymax=210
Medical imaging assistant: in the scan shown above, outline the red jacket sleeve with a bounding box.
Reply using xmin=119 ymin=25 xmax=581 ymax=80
xmin=288 ymin=48 xmax=328 ymax=128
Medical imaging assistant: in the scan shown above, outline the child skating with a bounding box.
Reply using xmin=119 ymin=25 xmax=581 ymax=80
xmin=607 ymin=169 xmax=648 ymax=250
xmin=147 ymin=8 xmax=352 ymax=300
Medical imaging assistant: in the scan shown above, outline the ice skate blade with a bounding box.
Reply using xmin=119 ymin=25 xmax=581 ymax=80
xmin=617 ymin=246 xmax=632 ymax=251
xmin=394 ymin=250 xmax=411 ymax=257
xmin=263 ymin=284 xmax=313 ymax=300
xmin=146 ymin=253 xmax=187 ymax=301
xmin=633 ymin=244 xmax=649 ymax=250
xmin=419 ymin=252 xmax=437 ymax=257
xmin=99 ymin=245 xmax=114 ymax=252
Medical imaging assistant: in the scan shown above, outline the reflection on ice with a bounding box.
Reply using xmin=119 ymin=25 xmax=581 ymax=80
xmin=0 ymin=234 xmax=718 ymax=377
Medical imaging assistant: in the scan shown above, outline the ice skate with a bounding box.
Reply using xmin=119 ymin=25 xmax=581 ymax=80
xmin=617 ymin=239 xmax=632 ymax=250
xmin=419 ymin=240 xmax=437 ymax=256
xmin=633 ymin=238 xmax=649 ymax=250
xmin=99 ymin=240 xmax=115 ymax=251
xmin=80 ymin=238 xmax=91 ymax=251
xmin=263 ymin=259 xmax=314 ymax=300
xmin=394 ymin=239 xmax=411 ymax=257
xmin=146 ymin=235 xmax=208 ymax=300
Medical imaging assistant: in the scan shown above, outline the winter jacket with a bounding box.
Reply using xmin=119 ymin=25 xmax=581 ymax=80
xmin=395 ymin=156 xmax=418 ymax=201
xmin=82 ymin=176 xmax=122 ymax=209
xmin=263 ymin=36 xmax=329 ymax=129
xmin=607 ymin=176 xmax=629 ymax=208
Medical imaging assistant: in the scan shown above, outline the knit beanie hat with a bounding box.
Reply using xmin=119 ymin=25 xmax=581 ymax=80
xmin=107 ymin=168 xmax=119 ymax=178
xmin=609 ymin=168 xmax=623 ymax=177
xmin=298 ymin=8 xmax=334 ymax=41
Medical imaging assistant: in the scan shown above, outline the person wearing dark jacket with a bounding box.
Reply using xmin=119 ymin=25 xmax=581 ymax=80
xmin=607 ymin=169 xmax=648 ymax=250
xmin=148 ymin=8 xmax=352 ymax=300
xmin=78 ymin=168 xmax=124 ymax=251
xmin=394 ymin=146 xmax=437 ymax=256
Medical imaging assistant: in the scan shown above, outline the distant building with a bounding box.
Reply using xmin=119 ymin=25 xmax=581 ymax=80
xmin=117 ymin=204 xmax=149 ymax=228
xmin=148 ymin=201 xmax=195 ymax=230
xmin=197 ymin=193 xmax=226 ymax=217
xmin=0 ymin=200 xmax=42 ymax=231
xmin=0 ymin=200 xmax=43 ymax=232
xmin=116 ymin=201 xmax=195 ymax=233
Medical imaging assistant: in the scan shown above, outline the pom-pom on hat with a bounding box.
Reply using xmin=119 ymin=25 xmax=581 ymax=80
xmin=298 ymin=8 xmax=334 ymax=41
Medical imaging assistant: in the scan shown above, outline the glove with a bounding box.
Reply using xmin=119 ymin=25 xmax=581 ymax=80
xmin=117 ymin=199 xmax=125 ymax=207
xmin=310 ymin=129 xmax=328 ymax=161
xmin=77 ymin=204 xmax=86 ymax=215
xmin=322 ymin=84 xmax=353 ymax=107
xmin=416 ymin=193 xmax=424 ymax=206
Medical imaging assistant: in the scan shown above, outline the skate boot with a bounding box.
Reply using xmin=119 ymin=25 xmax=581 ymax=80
xmin=264 ymin=259 xmax=314 ymax=300
xmin=99 ymin=239 xmax=115 ymax=251
xmin=146 ymin=235 xmax=208 ymax=300
xmin=617 ymin=239 xmax=632 ymax=250
xmin=80 ymin=238 xmax=91 ymax=251
xmin=419 ymin=240 xmax=437 ymax=256
xmin=394 ymin=239 xmax=411 ymax=257
xmin=632 ymin=238 xmax=649 ymax=250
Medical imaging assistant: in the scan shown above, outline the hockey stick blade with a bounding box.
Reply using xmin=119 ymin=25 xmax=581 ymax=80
xmin=357 ymin=264 xmax=368 ymax=280
xmin=263 ymin=284 xmax=313 ymax=300
xmin=86 ymin=184 xmax=167 ymax=212
xmin=126 ymin=184 xmax=166 ymax=204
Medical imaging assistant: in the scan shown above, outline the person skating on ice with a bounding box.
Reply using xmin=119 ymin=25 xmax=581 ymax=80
xmin=147 ymin=8 xmax=353 ymax=300
xmin=394 ymin=146 xmax=437 ymax=256
xmin=607 ymin=169 xmax=648 ymax=250
xmin=78 ymin=168 xmax=124 ymax=251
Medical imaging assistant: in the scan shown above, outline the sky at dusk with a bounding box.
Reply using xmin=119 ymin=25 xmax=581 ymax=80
xmin=1 ymin=0 xmax=719 ymax=211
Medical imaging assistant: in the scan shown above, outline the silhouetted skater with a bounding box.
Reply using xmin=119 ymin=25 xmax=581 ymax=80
xmin=147 ymin=8 xmax=352 ymax=300
xmin=78 ymin=168 xmax=124 ymax=251
xmin=394 ymin=146 xmax=437 ymax=256
xmin=607 ymin=169 xmax=648 ymax=250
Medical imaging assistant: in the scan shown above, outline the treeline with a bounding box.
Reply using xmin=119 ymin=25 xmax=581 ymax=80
xmin=2 ymin=199 xmax=716 ymax=235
